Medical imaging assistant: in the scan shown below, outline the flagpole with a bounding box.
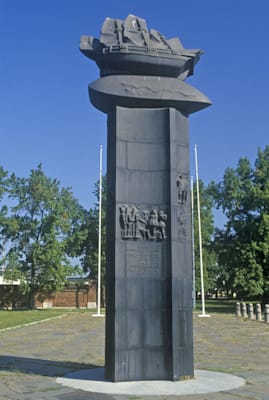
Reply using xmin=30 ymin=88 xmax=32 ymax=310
xmin=191 ymin=176 xmax=196 ymax=309
xmin=194 ymin=144 xmax=210 ymax=318
xmin=93 ymin=145 xmax=105 ymax=317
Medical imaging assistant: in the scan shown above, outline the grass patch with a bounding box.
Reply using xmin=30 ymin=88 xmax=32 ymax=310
xmin=0 ymin=308 xmax=106 ymax=330
xmin=194 ymin=299 xmax=237 ymax=314
xmin=0 ymin=309 xmax=68 ymax=330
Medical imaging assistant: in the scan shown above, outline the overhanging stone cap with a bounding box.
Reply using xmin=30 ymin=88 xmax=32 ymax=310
xmin=89 ymin=75 xmax=212 ymax=115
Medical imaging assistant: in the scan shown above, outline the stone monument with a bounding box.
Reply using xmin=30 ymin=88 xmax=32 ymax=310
xmin=80 ymin=14 xmax=211 ymax=382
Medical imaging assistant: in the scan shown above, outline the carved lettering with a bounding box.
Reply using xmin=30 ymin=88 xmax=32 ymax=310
xmin=127 ymin=247 xmax=161 ymax=278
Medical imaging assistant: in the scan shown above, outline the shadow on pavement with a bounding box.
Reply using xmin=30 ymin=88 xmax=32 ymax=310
xmin=0 ymin=355 xmax=100 ymax=377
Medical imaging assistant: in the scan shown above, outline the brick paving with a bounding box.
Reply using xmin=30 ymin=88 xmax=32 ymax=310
xmin=0 ymin=311 xmax=269 ymax=399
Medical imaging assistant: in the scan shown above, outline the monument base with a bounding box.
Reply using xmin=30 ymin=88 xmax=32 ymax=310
xmin=57 ymin=368 xmax=245 ymax=395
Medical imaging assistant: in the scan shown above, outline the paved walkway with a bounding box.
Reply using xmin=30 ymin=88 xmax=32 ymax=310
xmin=0 ymin=311 xmax=269 ymax=399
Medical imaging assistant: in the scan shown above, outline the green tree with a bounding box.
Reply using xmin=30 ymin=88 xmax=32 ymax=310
xmin=252 ymin=147 xmax=269 ymax=302
xmin=0 ymin=166 xmax=9 ymax=200
xmin=192 ymin=179 xmax=217 ymax=296
xmin=2 ymin=164 xmax=84 ymax=308
xmin=210 ymin=147 xmax=269 ymax=300
xmin=69 ymin=175 xmax=106 ymax=305
xmin=0 ymin=166 xmax=9 ymax=258
xmin=211 ymin=228 xmax=237 ymax=296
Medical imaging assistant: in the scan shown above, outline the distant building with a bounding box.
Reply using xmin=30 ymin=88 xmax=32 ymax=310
xmin=35 ymin=276 xmax=97 ymax=309
xmin=0 ymin=267 xmax=97 ymax=309
xmin=0 ymin=265 xmax=20 ymax=285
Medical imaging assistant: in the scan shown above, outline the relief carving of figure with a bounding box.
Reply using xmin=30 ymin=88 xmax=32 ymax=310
xmin=148 ymin=209 xmax=159 ymax=239
xmin=119 ymin=205 xmax=168 ymax=241
xmin=158 ymin=210 xmax=167 ymax=239
xmin=138 ymin=210 xmax=150 ymax=240
xmin=176 ymin=173 xmax=188 ymax=206
xmin=127 ymin=206 xmax=140 ymax=239
xmin=119 ymin=205 xmax=128 ymax=238
xmin=176 ymin=173 xmax=188 ymax=237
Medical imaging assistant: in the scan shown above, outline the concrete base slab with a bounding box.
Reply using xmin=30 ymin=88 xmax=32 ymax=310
xmin=57 ymin=368 xmax=245 ymax=396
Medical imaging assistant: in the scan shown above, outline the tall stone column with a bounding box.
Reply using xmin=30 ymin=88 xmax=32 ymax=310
xmin=80 ymin=15 xmax=211 ymax=382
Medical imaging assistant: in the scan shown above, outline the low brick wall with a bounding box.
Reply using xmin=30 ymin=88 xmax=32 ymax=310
xmin=35 ymin=284 xmax=97 ymax=309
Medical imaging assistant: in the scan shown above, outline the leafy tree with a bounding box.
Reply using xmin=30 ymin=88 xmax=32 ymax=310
xmin=192 ymin=179 xmax=217 ymax=296
xmin=210 ymin=147 xmax=269 ymax=300
xmin=252 ymin=147 xmax=269 ymax=302
xmin=0 ymin=166 xmax=9 ymax=258
xmin=211 ymin=228 xmax=238 ymax=296
xmin=69 ymin=175 xmax=106 ymax=305
xmin=0 ymin=166 xmax=9 ymax=199
xmin=2 ymin=164 xmax=84 ymax=308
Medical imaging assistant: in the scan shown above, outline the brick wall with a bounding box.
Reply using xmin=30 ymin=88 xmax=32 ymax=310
xmin=35 ymin=283 xmax=97 ymax=308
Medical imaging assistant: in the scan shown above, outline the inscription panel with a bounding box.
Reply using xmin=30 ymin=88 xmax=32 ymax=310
xmin=127 ymin=245 xmax=161 ymax=278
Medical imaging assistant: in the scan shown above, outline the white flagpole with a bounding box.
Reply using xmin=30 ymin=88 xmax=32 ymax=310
xmin=194 ymin=144 xmax=210 ymax=318
xmin=93 ymin=145 xmax=104 ymax=317
xmin=191 ymin=176 xmax=196 ymax=309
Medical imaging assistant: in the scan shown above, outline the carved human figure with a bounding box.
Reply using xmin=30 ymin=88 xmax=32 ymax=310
xmin=148 ymin=209 xmax=159 ymax=239
xmin=158 ymin=210 xmax=167 ymax=239
xmin=119 ymin=205 xmax=128 ymax=238
xmin=176 ymin=174 xmax=188 ymax=206
xmin=138 ymin=210 xmax=149 ymax=239
xmin=128 ymin=206 xmax=140 ymax=239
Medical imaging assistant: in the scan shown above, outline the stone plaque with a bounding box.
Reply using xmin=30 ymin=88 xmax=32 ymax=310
xmin=127 ymin=244 xmax=161 ymax=278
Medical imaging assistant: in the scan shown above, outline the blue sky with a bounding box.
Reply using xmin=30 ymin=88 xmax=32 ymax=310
xmin=1 ymin=1 xmax=269 ymax=226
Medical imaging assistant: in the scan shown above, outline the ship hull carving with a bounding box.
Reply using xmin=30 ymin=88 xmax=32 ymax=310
xmin=80 ymin=14 xmax=203 ymax=80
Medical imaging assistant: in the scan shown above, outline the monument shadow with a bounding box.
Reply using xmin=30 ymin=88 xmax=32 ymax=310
xmin=0 ymin=355 xmax=100 ymax=378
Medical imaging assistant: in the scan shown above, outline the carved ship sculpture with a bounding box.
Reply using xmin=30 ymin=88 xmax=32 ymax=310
xmin=80 ymin=14 xmax=203 ymax=79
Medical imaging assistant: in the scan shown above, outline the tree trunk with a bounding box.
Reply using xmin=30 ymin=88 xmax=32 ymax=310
xmin=28 ymin=288 xmax=36 ymax=309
